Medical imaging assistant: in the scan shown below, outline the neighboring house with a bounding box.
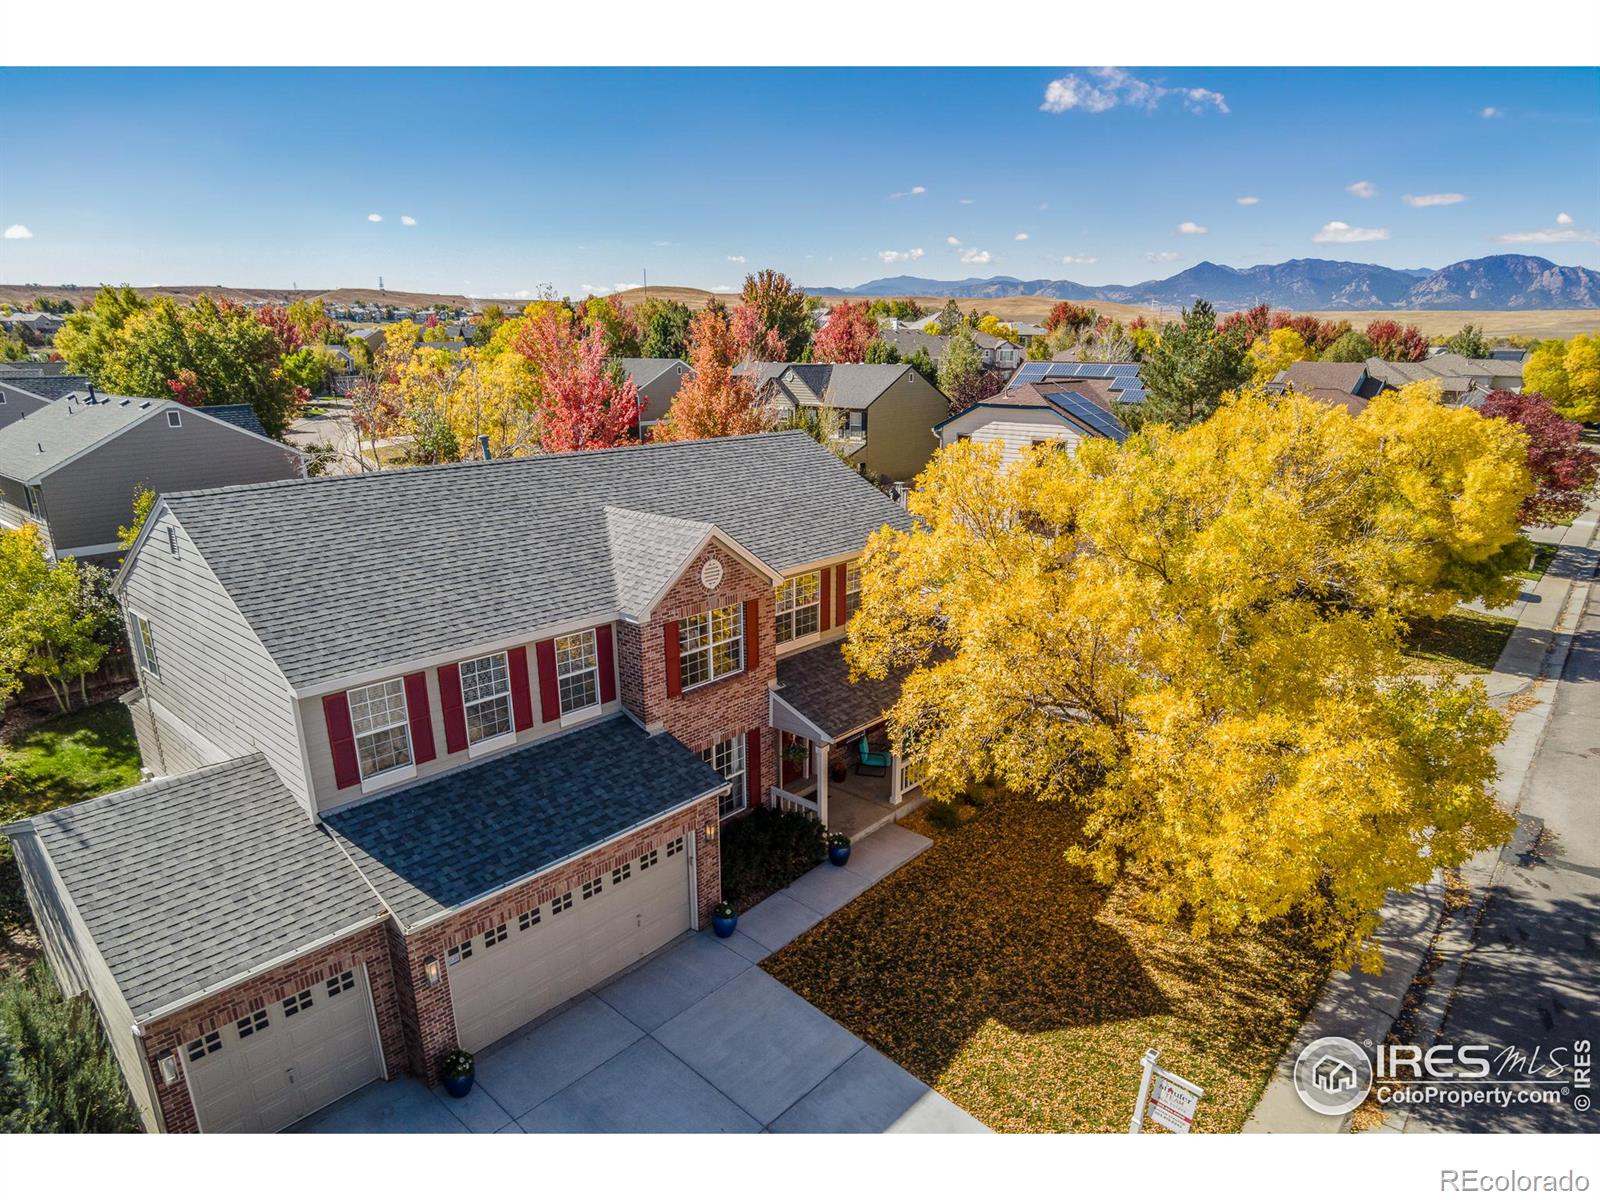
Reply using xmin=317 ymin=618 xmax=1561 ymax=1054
xmin=935 ymin=380 xmax=1128 ymax=463
xmin=874 ymin=326 xmax=1022 ymax=371
xmin=1269 ymin=361 xmax=1391 ymax=416
xmin=0 ymin=310 xmax=66 ymax=338
xmin=1363 ymin=352 xmax=1522 ymax=403
xmin=1010 ymin=321 xmax=1048 ymax=347
xmin=0 ymin=360 xmax=70 ymax=376
xmin=0 ymin=372 xmax=93 ymax=430
xmin=617 ymin=357 xmax=695 ymax=429
xmin=0 ymin=393 xmax=304 ymax=561
xmin=5 ymin=430 xmax=917 ymax=1133
xmin=345 ymin=327 xmax=387 ymax=351
xmin=1005 ymin=360 xmax=1149 ymax=406
xmin=972 ymin=331 xmax=1023 ymax=371
xmin=740 ymin=362 xmax=952 ymax=482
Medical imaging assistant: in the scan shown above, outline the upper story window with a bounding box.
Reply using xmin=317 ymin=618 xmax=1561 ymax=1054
xmin=702 ymin=736 xmax=747 ymax=821
xmin=555 ymin=630 xmax=600 ymax=716
xmin=166 ymin=410 xmax=183 ymax=428
xmin=133 ymin=614 xmax=160 ymax=680
xmin=679 ymin=604 xmax=743 ymax=690
xmin=775 ymin=573 xmax=821 ymax=645
xmin=845 ymin=410 xmax=865 ymax=433
xmin=460 ymin=652 xmax=512 ymax=744
xmin=348 ymin=678 xmax=412 ymax=779
xmin=844 ymin=563 xmax=862 ymax=619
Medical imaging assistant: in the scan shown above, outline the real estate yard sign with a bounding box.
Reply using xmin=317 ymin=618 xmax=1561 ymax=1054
xmin=1130 ymin=1048 xmax=1206 ymax=1134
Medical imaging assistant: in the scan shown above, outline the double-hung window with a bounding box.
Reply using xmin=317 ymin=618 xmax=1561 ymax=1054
xmin=774 ymin=573 xmax=821 ymax=645
xmin=347 ymin=678 xmax=412 ymax=779
xmin=679 ymin=604 xmax=743 ymax=690
xmin=460 ymin=652 xmax=512 ymax=745
xmin=702 ymin=737 xmax=748 ymax=820
xmin=555 ymin=630 xmax=600 ymax=716
xmin=844 ymin=563 xmax=862 ymax=619
xmin=133 ymin=615 xmax=160 ymax=680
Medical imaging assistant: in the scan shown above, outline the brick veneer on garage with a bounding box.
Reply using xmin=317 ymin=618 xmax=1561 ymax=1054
xmin=397 ymin=794 xmax=723 ymax=1085
xmin=141 ymin=922 xmax=406 ymax=1133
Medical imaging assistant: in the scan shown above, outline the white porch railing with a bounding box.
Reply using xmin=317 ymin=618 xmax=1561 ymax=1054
xmin=770 ymin=786 xmax=821 ymax=817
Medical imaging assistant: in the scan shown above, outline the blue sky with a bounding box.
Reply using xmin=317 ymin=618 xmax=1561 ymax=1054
xmin=1 ymin=67 xmax=1596 ymax=297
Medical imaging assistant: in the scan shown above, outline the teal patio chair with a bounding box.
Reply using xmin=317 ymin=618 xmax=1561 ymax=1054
xmin=856 ymin=734 xmax=891 ymax=777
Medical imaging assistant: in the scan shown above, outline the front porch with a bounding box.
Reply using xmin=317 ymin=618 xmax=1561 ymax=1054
xmin=767 ymin=640 xmax=926 ymax=840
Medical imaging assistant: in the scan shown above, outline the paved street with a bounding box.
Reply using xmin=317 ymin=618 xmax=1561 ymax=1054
xmin=1408 ymin=580 xmax=1600 ymax=1133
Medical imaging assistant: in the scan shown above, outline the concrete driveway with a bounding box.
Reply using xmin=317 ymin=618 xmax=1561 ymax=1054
xmin=292 ymin=933 xmax=987 ymax=1133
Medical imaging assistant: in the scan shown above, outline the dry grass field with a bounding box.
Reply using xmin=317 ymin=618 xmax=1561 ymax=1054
xmin=0 ymin=283 xmax=475 ymax=309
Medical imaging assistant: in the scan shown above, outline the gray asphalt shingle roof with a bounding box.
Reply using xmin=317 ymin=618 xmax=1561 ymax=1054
xmin=775 ymin=639 xmax=908 ymax=743
xmin=324 ymin=716 xmax=726 ymax=928
xmin=0 ymin=393 xmax=173 ymax=483
xmin=18 ymin=755 xmax=384 ymax=1019
xmin=162 ymin=431 xmax=912 ymax=691
xmin=739 ymin=363 xmax=915 ymax=410
xmin=200 ymin=403 xmax=269 ymax=439
xmin=0 ymin=373 xmax=93 ymax=402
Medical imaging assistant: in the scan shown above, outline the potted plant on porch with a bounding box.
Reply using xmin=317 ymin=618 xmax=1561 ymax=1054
xmin=827 ymin=831 xmax=851 ymax=867
xmin=782 ymin=742 xmax=809 ymax=769
xmin=711 ymin=901 xmax=739 ymax=938
xmin=829 ymin=754 xmax=847 ymax=784
xmin=439 ymin=1048 xmax=476 ymax=1098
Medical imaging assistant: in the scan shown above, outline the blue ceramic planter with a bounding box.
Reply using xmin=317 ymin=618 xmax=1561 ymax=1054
xmin=829 ymin=844 xmax=851 ymax=867
xmin=712 ymin=912 xmax=738 ymax=938
xmin=442 ymin=1069 xmax=475 ymax=1098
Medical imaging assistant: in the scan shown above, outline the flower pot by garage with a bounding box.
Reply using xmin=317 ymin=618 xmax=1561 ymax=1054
xmin=442 ymin=1069 xmax=475 ymax=1098
xmin=711 ymin=905 xmax=738 ymax=938
xmin=439 ymin=1049 xmax=476 ymax=1098
xmin=828 ymin=835 xmax=851 ymax=867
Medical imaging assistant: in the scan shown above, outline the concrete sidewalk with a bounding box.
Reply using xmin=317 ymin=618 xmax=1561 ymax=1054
xmin=1246 ymin=491 xmax=1600 ymax=1134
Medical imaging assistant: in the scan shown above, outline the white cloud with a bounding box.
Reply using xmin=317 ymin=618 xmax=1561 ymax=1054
xmin=1014 ymin=232 xmax=1030 ymax=241
xmin=1040 ymin=66 xmax=1228 ymax=116
xmin=367 ymin=212 xmax=383 ymax=222
xmin=1481 ymin=106 xmax=1502 ymax=118
xmin=727 ymin=254 xmax=747 ymax=263
xmin=582 ymin=283 xmax=613 ymax=295
xmin=887 ymin=185 xmax=927 ymax=199
xmin=878 ymin=247 xmax=926 ymax=264
xmin=1314 ymin=220 xmax=1390 ymax=243
xmin=959 ymin=248 xmax=993 ymax=265
xmin=1557 ymin=212 xmax=1574 ymax=225
xmin=1177 ymin=221 xmax=1208 ymax=235
xmin=1403 ymin=193 xmax=1466 ymax=207
xmin=1494 ymin=226 xmax=1599 ymax=245
xmin=1145 ymin=250 xmax=1184 ymax=263
xmin=3 ymin=224 xmax=32 ymax=239
xmin=1236 ymin=195 xmax=1260 ymax=206
xmin=946 ymin=235 xmax=961 ymax=246
xmin=1062 ymin=254 xmax=1098 ymax=265
xmin=400 ymin=215 xmax=417 ymax=226
xmin=959 ymin=198 xmax=974 ymax=205
xmin=1345 ymin=181 xmax=1377 ymax=199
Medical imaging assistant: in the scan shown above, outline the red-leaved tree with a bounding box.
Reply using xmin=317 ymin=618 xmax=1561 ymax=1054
xmin=730 ymin=304 xmax=788 ymax=362
xmin=652 ymin=307 xmax=773 ymax=442
xmin=255 ymin=304 xmax=305 ymax=354
xmin=812 ymin=301 xmax=878 ymax=364
xmin=515 ymin=308 xmax=639 ymax=452
xmin=1045 ymin=301 xmax=1095 ymax=334
xmin=1479 ymin=390 xmax=1599 ymax=524
xmin=1366 ymin=319 xmax=1428 ymax=362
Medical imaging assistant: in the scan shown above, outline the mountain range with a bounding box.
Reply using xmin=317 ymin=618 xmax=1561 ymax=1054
xmin=807 ymin=255 xmax=1600 ymax=311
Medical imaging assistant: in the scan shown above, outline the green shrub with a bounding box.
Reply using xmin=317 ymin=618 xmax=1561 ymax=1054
xmin=926 ymin=801 xmax=962 ymax=831
xmin=720 ymin=807 xmax=826 ymax=910
xmin=0 ymin=962 xmax=140 ymax=1132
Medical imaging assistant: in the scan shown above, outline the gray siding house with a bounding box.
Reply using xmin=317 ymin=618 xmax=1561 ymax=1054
xmin=0 ymin=393 xmax=304 ymax=561
xmin=617 ymin=357 xmax=695 ymax=429
xmin=0 ymin=372 xmax=93 ymax=431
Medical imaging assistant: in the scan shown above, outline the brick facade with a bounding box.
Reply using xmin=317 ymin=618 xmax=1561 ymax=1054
xmin=140 ymin=921 xmax=405 ymax=1133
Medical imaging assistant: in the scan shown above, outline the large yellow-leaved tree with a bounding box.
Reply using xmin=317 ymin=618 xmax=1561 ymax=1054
xmin=847 ymin=384 xmax=1529 ymax=967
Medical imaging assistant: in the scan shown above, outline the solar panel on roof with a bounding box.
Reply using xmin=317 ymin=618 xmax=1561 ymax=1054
xmin=1116 ymin=387 xmax=1147 ymax=404
xmin=1047 ymin=389 xmax=1129 ymax=443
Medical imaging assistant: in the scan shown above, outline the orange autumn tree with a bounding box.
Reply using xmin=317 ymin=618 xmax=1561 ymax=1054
xmin=652 ymin=306 xmax=776 ymax=441
xmin=812 ymin=300 xmax=879 ymax=363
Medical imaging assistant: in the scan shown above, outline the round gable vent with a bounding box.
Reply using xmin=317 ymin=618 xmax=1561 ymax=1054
xmin=700 ymin=557 xmax=725 ymax=591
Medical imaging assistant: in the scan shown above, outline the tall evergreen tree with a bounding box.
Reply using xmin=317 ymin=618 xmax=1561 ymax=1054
xmin=1139 ymin=299 xmax=1251 ymax=428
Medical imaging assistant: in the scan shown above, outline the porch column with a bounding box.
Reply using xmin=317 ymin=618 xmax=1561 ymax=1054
xmin=815 ymin=741 xmax=830 ymax=829
xmin=891 ymin=752 xmax=903 ymax=804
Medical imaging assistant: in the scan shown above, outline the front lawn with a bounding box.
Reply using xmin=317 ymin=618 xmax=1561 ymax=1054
xmin=1403 ymin=610 xmax=1518 ymax=675
xmin=1516 ymin=542 xmax=1560 ymax=583
xmin=2 ymin=701 xmax=142 ymax=935
xmin=763 ymin=799 xmax=1331 ymax=1133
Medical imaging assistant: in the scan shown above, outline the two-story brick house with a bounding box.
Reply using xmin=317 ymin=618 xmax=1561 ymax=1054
xmin=5 ymin=430 xmax=913 ymax=1134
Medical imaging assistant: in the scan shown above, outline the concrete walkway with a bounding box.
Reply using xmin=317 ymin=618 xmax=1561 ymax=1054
xmin=292 ymin=822 xmax=984 ymax=1133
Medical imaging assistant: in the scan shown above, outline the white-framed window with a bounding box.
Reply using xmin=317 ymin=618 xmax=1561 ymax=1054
xmin=166 ymin=410 xmax=182 ymax=428
xmin=703 ymin=736 xmax=748 ymax=820
xmin=555 ymin=630 xmax=600 ymax=716
xmin=348 ymin=678 xmax=412 ymax=779
xmin=133 ymin=614 xmax=160 ymax=680
xmin=844 ymin=562 xmax=862 ymax=618
xmin=459 ymin=652 xmax=512 ymax=745
xmin=845 ymin=409 xmax=865 ymax=433
xmin=679 ymin=603 xmax=743 ymax=690
xmin=775 ymin=573 xmax=821 ymax=645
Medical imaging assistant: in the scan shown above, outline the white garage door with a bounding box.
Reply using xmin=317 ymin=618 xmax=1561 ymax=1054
xmin=183 ymin=966 xmax=383 ymax=1133
xmin=449 ymin=834 xmax=692 ymax=1053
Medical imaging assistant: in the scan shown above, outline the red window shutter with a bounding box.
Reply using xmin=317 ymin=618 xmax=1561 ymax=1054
xmin=438 ymin=662 xmax=468 ymax=753
xmin=322 ymin=693 xmax=360 ymax=790
xmin=535 ymin=639 xmax=560 ymax=723
xmin=507 ymin=646 xmax=534 ymax=731
xmin=818 ymin=569 xmax=833 ymax=633
xmin=596 ymin=626 xmax=617 ymax=704
xmin=743 ymin=598 xmax=760 ymax=670
xmin=404 ymin=672 xmax=436 ymax=764
xmin=835 ymin=563 xmax=847 ymax=626
xmin=745 ymin=728 xmax=763 ymax=808
xmin=663 ymin=621 xmax=682 ymax=698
